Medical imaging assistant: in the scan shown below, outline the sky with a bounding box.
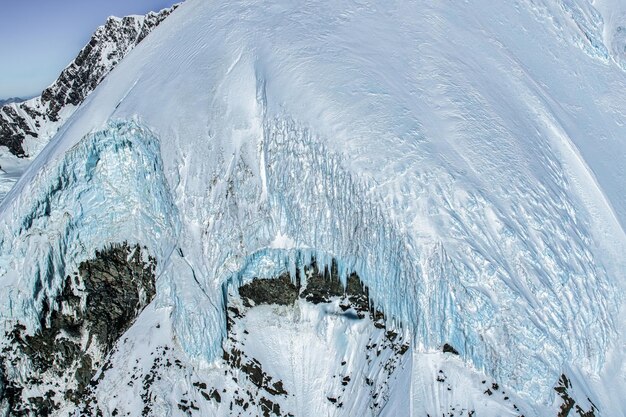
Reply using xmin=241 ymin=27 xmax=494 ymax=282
xmin=0 ymin=0 xmax=180 ymax=99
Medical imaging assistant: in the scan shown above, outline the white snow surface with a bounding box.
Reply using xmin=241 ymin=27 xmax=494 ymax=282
xmin=0 ymin=0 xmax=625 ymax=414
xmin=85 ymin=294 xmax=528 ymax=417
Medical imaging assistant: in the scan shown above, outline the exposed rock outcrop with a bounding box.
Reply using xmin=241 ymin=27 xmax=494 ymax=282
xmin=238 ymin=274 xmax=298 ymax=307
xmin=238 ymin=260 xmax=369 ymax=308
xmin=0 ymin=243 xmax=156 ymax=416
xmin=224 ymin=259 xmax=411 ymax=416
xmin=554 ymin=375 xmax=597 ymax=417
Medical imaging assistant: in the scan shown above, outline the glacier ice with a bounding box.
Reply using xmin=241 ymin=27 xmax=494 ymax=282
xmin=0 ymin=121 xmax=179 ymax=332
xmin=0 ymin=115 xmax=616 ymax=404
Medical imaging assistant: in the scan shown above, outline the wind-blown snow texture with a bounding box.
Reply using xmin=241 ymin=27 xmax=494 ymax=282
xmin=0 ymin=0 xmax=625 ymax=414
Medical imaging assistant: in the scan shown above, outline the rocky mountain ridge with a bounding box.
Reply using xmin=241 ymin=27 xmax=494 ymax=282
xmin=0 ymin=5 xmax=178 ymax=158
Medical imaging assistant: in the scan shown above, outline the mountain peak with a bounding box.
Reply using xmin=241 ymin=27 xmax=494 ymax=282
xmin=0 ymin=4 xmax=178 ymax=159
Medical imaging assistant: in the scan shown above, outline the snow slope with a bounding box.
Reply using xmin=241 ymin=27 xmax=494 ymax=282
xmin=0 ymin=0 xmax=625 ymax=415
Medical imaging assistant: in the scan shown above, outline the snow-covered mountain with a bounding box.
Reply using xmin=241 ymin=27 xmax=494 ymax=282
xmin=0 ymin=5 xmax=178 ymax=201
xmin=1 ymin=0 xmax=625 ymax=416
xmin=0 ymin=98 xmax=27 ymax=108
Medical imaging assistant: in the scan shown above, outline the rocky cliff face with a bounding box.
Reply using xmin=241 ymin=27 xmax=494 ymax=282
xmin=0 ymin=244 xmax=156 ymax=416
xmin=0 ymin=5 xmax=177 ymax=158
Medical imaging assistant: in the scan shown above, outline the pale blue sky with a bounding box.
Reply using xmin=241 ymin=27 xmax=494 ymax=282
xmin=0 ymin=0 xmax=179 ymax=99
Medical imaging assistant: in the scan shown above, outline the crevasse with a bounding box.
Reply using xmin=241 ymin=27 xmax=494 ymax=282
xmin=160 ymin=113 xmax=615 ymax=402
xmin=0 ymin=110 xmax=616 ymax=404
xmin=0 ymin=0 xmax=623 ymax=408
xmin=0 ymin=120 xmax=179 ymax=334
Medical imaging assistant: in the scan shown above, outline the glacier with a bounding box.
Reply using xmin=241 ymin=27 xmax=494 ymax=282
xmin=0 ymin=0 xmax=625 ymax=414
xmin=0 ymin=121 xmax=179 ymax=330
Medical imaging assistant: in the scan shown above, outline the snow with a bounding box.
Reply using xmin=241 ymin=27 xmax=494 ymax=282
xmin=269 ymin=232 xmax=297 ymax=250
xmin=410 ymin=352 xmax=532 ymax=417
xmin=0 ymin=121 xmax=179 ymax=331
xmin=0 ymin=7 xmax=175 ymax=204
xmin=81 ymin=296 xmax=400 ymax=416
xmin=81 ymin=292 xmax=533 ymax=416
xmin=1 ymin=0 xmax=625 ymax=414
xmin=224 ymin=299 xmax=410 ymax=416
